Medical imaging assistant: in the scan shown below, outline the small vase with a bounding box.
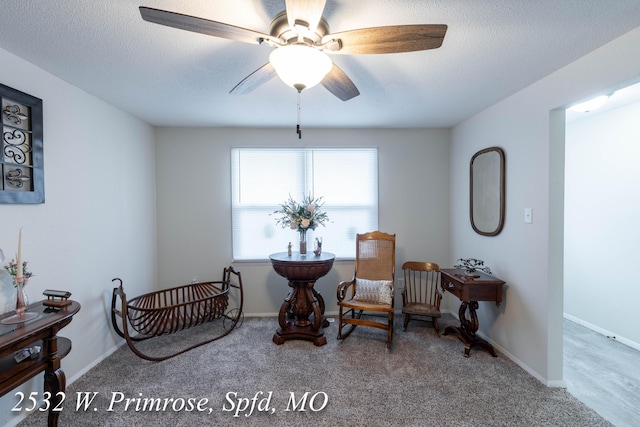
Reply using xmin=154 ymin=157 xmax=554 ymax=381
xmin=299 ymin=229 xmax=307 ymax=255
xmin=1 ymin=277 xmax=38 ymax=325
xmin=15 ymin=278 xmax=28 ymax=317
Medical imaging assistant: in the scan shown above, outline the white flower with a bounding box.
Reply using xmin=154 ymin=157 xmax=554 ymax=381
xmin=272 ymin=194 xmax=329 ymax=233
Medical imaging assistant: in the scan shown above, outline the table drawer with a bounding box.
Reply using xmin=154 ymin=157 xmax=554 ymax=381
xmin=441 ymin=278 xmax=463 ymax=299
xmin=440 ymin=269 xmax=504 ymax=305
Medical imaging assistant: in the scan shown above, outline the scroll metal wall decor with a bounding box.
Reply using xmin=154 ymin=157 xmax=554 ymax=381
xmin=1 ymin=83 xmax=44 ymax=204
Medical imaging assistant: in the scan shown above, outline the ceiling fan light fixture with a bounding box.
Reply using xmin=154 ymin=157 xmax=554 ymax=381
xmin=269 ymin=45 xmax=332 ymax=90
xmin=141 ymin=5 xmax=447 ymax=102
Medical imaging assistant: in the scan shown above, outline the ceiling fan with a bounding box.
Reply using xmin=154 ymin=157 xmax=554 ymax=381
xmin=139 ymin=0 xmax=447 ymax=102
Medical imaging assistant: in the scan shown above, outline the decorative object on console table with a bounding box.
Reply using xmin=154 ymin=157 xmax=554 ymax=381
xmin=272 ymin=194 xmax=329 ymax=256
xmin=43 ymin=289 xmax=72 ymax=309
xmin=440 ymin=268 xmax=504 ymax=357
xmin=269 ymin=251 xmax=335 ymax=346
xmin=12 ymin=278 xmax=34 ymax=320
xmin=453 ymin=258 xmax=492 ymax=278
xmin=2 ymin=228 xmax=39 ymax=324
xmin=0 ymin=83 xmax=44 ymax=204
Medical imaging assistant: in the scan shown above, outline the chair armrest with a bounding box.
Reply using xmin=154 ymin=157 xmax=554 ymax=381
xmin=337 ymin=279 xmax=356 ymax=302
xmin=401 ymin=288 xmax=407 ymax=305
xmin=435 ymin=288 xmax=443 ymax=309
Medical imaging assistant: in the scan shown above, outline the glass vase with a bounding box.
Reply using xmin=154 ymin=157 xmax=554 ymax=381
xmin=1 ymin=277 xmax=38 ymax=325
xmin=299 ymin=229 xmax=307 ymax=255
xmin=15 ymin=278 xmax=28 ymax=316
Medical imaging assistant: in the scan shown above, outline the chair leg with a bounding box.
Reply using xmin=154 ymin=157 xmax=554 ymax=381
xmin=403 ymin=313 xmax=410 ymax=331
xmin=387 ymin=312 xmax=394 ymax=350
xmin=338 ymin=308 xmax=359 ymax=341
xmin=340 ymin=323 xmax=358 ymax=340
xmin=433 ymin=317 xmax=440 ymax=337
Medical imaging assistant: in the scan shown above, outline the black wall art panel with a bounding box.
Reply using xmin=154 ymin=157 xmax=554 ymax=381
xmin=0 ymin=83 xmax=44 ymax=204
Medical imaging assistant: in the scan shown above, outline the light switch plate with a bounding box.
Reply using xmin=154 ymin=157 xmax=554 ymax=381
xmin=524 ymin=208 xmax=533 ymax=224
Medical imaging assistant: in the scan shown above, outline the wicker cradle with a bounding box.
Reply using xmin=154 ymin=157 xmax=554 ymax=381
xmin=111 ymin=266 xmax=243 ymax=361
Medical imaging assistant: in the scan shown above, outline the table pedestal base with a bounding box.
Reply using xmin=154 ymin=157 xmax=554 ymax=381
xmin=443 ymin=300 xmax=498 ymax=357
xmin=272 ymin=282 xmax=329 ymax=346
xmin=273 ymin=321 xmax=330 ymax=346
xmin=443 ymin=326 xmax=497 ymax=357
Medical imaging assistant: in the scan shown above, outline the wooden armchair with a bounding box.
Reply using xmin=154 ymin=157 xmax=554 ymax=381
xmin=401 ymin=261 xmax=442 ymax=335
xmin=336 ymin=231 xmax=396 ymax=349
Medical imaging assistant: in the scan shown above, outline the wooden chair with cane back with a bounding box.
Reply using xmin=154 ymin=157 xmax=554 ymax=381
xmin=336 ymin=231 xmax=396 ymax=349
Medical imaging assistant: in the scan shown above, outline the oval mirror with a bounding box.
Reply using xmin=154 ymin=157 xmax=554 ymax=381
xmin=470 ymin=147 xmax=505 ymax=236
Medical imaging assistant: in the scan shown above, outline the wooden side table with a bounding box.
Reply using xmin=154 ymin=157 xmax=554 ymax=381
xmin=440 ymin=269 xmax=504 ymax=357
xmin=269 ymin=252 xmax=335 ymax=346
xmin=0 ymin=300 xmax=81 ymax=427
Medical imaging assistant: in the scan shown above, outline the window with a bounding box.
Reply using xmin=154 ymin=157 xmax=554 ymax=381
xmin=231 ymin=148 xmax=378 ymax=260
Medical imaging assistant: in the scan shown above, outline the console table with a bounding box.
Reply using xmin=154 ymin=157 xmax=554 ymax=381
xmin=269 ymin=252 xmax=335 ymax=346
xmin=0 ymin=300 xmax=81 ymax=427
xmin=440 ymin=269 xmax=504 ymax=357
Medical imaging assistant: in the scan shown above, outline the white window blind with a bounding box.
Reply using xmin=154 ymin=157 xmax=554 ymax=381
xmin=231 ymin=148 xmax=378 ymax=260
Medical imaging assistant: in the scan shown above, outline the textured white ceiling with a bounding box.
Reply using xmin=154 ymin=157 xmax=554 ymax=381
xmin=1 ymin=0 xmax=639 ymax=129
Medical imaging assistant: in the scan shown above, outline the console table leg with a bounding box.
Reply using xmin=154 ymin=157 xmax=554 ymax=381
xmin=44 ymin=368 xmax=65 ymax=427
xmin=445 ymin=301 xmax=498 ymax=357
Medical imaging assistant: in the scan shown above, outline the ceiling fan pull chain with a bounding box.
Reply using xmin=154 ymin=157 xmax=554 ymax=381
xmin=297 ymin=89 xmax=302 ymax=139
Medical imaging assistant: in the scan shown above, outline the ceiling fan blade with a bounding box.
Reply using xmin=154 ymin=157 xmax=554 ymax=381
xmin=229 ymin=63 xmax=277 ymax=95
xmin=323 ymin=24 xmax=447 ymax=55
xmin=285 ymin=0 xmax=327 ymax=34
xmin=321 ymin=64 xmax=360 ymax=101
xmin=139 ymin=7 xmax=272 ymax=45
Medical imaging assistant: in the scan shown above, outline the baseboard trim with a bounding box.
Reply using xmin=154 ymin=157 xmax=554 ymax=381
xmin=441 ymin=309 xmax=564 ymax=387
xmin=563 ymin=313 xmax=640 ymax=352
xmin=67 ymin=340 xmax=126 ymax=384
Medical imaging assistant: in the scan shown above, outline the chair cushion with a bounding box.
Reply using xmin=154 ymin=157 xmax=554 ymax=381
xmin=353 ymin=278 xmax=393 ymax=305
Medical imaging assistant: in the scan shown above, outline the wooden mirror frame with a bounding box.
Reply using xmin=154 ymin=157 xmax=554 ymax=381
xmin=470 ymin=147 xmax=505 ymax=236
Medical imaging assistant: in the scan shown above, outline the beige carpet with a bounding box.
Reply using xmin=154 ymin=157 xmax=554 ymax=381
xmin=19 ymin=314 xmax=611 ymax=426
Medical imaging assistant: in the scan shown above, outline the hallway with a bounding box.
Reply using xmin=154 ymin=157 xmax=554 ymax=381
xmin=564 ymin=319 xmax=640 ymax=426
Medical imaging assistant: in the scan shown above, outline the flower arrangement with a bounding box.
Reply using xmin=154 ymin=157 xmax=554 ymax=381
xmin=272 ymin=194 xmax=329 ymax=232
xmin=454 ymin=258 xmax=492 ymax=276
xmin=4 ymin=259 xmax=33 ymax=287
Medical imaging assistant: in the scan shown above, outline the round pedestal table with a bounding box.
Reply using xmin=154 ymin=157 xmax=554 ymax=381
xmin=269 ymin=252 xmax=335 ymax=346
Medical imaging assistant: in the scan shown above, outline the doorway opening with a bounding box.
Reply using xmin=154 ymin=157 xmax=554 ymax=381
xmin=561 ymin=78 xmax=640 ymax=426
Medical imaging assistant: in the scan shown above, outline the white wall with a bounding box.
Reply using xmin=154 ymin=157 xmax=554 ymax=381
xmin=154 ymin=127 xmax=451 ymax=315
xmin=565 ymin=100 xmax=640 ymax=349
xmin=0 ymin=47 xmax=157 ymax=424
xmin=450 ymin=26 xmax=640 ymax=385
